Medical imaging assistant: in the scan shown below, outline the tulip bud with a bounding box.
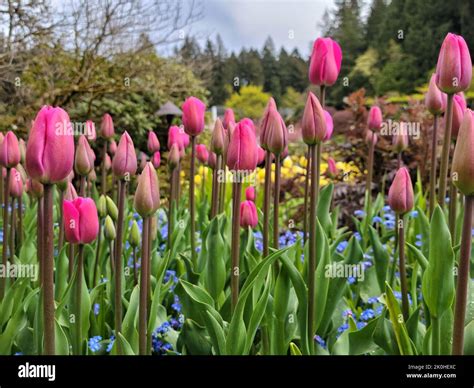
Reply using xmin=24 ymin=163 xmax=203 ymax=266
xmin=365 ymin=130 xmax=378 ymax=146
xmin=196 ymin=144 xmax=209 ymax=164
xmin=86 ymin=120 xmax=96 ymax=141
xmin=223 ymin=108 xmax=236 ymax=130
xmin=452 ymin=110 xmax=474 ymax=195
xmin=134 ymin=162 xmax=160 ymax=217
xmin=100 ymin=113 xmax=115 ymax=139
xmin=15 ymin=163 xmax=27 ymax=183
xmin=211 ymin=118 xmax=225 ymax=155
xmin=112 ymin=132 xmax=137 ymax=179
xmin=147 ymin=131 xmax=160 ymax=153
xmin=109 ymin=139 xmax=117 ymax=156
xmin=240 ymin=200 xmax=258 ymax=228
xmin=151 ymin=151 xmax=161 ymax=168
xmin=106 ymin=195 xmax=118 ymax=221
xmin=326 ymin=158 xmax=338 ymax=179
xmin=323 ymin=110 xmax=334 ymax=141
xmin=245 ymin=186 xmax=256 ymax=201
xmin=139 ymin=151 xmax=147 ymax=171
xmin=167 ymin=126 xmax=184 ymax=150
xmin=104 ymin=153 xmax=112 ymax=171
xmin=97 ymin=195 xmax=107 ymax=218
xmin=425 ymin=73 xmax=446 ymax=115
xmin=26 ymin=106 xmax=75 ymax=184
xmin=393 ymin=124 xmax=409 ymax=153
xmin=302 ymin=92 xmax=327 ymax=145
xmin=207 ymin=151 xmax=217 ymax=169
xmin=388 ymin=167 xmax=414 ymax=214
xmin=367 ymin=106 xmax=383 ymax=130
xmin=75 ymin=135 xmax=95 ymax=176
xmin=19 ymin=139 xmax=26 ymax=164
xmin=63 ymin=197 xmax=99 ymax=244
xmin=26 ymin=178 xmax=43 ymax=198
xmin=181 ymin=131 xmax=190 ymax=148
xmin=168 ymin=143 xmax=180 ymax=171
xmin=260 ymin=98 xmax=288 ymax=154
xmin=182 ymin=96 xmax=206 ymax=136
xmin=9 ymin=167 xmax=23 ymax=198
xmin=129 ymin=220 xmax=140 ymax=247
xmin=226 ymin=119 xmax=258 ymax=172
xmin=452 ymin=93 xmax=467 ymax=138
xmin=64 ymin=181 xmax=78 ymax=201
xmin=104 ymin=215 xmax=116 ymax=240
xmin=88 ymin=168 xmax=97 ymax=182
xmin=309 ymin=37 xmax=342 ymax=86
xmin=0 ymin=131 xmax=21 ymax=168
xmin=436 ymin=33 xmax=472 ymax=94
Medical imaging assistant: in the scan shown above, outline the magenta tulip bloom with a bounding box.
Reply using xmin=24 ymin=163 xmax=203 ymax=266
xmin=26 ymin=106 xmax=75 ymax=184
xmin=260 ymin=98 xmax=287 ymax=154
xmin=63 ymin=197 xmax=99 ymax=244
xmin=100 ymin=113 xmax=115 ymax=139
xmin=134 ymin=162 xmax=160 ymax=217
xmin=168 ymin=126 xmax=184 ymax=151
xmin=240 ymin=200 xmax=258 ymax=228
xmin=226 ymin=119 xmax=258 ymax=172
xmin=302 ymin=92 xmax=327 ymax=145
xmin=151 ymin=151 xmax=161 ymax=169
xmin=211 ymin=118 xmax=226 ymax=155
xmin=323 ymin=110 xmax=334 ymax=141
xmin=112 ymin=132 xmax=137 ymax=179
xmin=326 ymin=158 xmax=338 ymax=179
xmin=388 ymin=167 xmax=414 ymax=214
xmin=109 ymin=139 xmax=117 ymax=156
xmin=182 ymin=97 xmax=206 ymax=136
xmin=245 ymin=186 xmax=256 ymax=202
xmin=425 ymin=73 xmax=446 ymax=115
xmin=452 ymin=110 xmax=474 ymax=195
xmin=367 ymin=106 xmax=383 ymax=130
xmin=181 ymin=131 xmax=190 ymax=148
xmin=196 ymin=144 xmax=209 ymax=164
xmin=0 ymin=131 xmax=21 ymax=168
xmin=75 ymin=135 xmax=95 ymax=176
xmin=147 ymin=131 xmax=160 ymax=153
xmin=436 ymin=33 xmax=472 ymax=94
xmin=309 ymin=37 xmax=342 ymax=86
xmin=452 ymin=93 xmax=467 ymax=138
xmin=223 ymin=108 xmax=236 ymax=130
xmin=9 ymin=168 xmax=23 ymax=198
xmin=85 ymin=120 xmax=96 ymax=141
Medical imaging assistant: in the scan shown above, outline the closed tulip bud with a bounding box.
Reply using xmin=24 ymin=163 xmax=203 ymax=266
xmin=26 ymin=178 xmax=43 ymax=198
xmin=425 ymin=73 xmax=446 ymax=115
xmin=26 ymin=106 xmax=75 ymax=184
xmin=0 ymin=131 xmax=21 ymax=168
xmin=260 ymin=98 xmax=287 ymax=154
xmin=109 ymin=139 xmax=117 ymax=156
xmin=167 ymin=126 xmax=184 ymax=150
xmin=308 ymin=37 xmax=342 ymax=86
xmin=104 ymin=153 xmax=112 ymax=171
xmin=196 ymin=144 xmax=209 ymax=164
xmin=139 ymin=151 xmax=147 ymax=171
xmin=129 ymin=220 xmax=140 ymax=247
xmin=367 ymin=106 xmax=383 ymax=130
xmin=147 ymin=131 xmax=160 ymax=153
xmin=226 ymin=119 xmax=258 ymax=172
xmin=393 ymin=124 xmax=409 ymax=153
xmin=15 ymin=163 xmax=27 ymax=183
xmin=365 ymin=130 xmax=378 ymax=146
xmin=257 ymin=146 xmax=265 ymax=165
xmin=100 ymin=113 xmax=115 ymax=139
xmin=57 ymin=171 xmax=74 ymax=192
xmin=168 ymin=143 xmax=180 ymax=171
xmin=63 ymin=197 xmax=99 ymax=244
xmin=106 ymin=195 xmax=118 ymax=221
xmin=9 ymin=168 xmax=23 ymax=198
xmin=75 ymin=135 xmax=95 ymax=176
xmin=223 ymin=108 xmax=236 ymax=130
xmin=152 ymin=151 xmax=161 ymax=168
xmin=452 ymin=109 xmax=474 ymax=195
xmin=182 ymin=96 xmax=206 ymax=136
xmin=326 ymin=158 xmax=338 ymax=179
xmin=436 ymin=33 xmax=472 ymax=94
xmin=86 ymin=120 xmax=96 ymax=141
xmin=134 ymin=162 xmax=160 ymax=217
xmin=211 ymin=118 xmax=225 ymax=154
xmin=112 ymin=132 xmax=137 ymax=179
xmin=388 ymin=167 xmax=414 ymax=214
xmin=104 ymin=215 xmax=116 ymax=240
xmin=97 ymin=195 xmax=107 ymax=218
xmin=452 ymin=93 xmax=467 ymax=138
xmin=88 ymin=168 xmax=97 ymax=182
xmin=181 ymin=131 xmax=190 ymax=148
xmin=207 ymin=151 xmax=217 ymax=169
xmin=245 ymin=186 xmax=256 ymax=201
xmin=302 ymin=92 xmax=327 ymax=145
xmin=19 ymin=139 xmax=26 ymax=164
xmin=64 ymin=181 xmax=78 ymax=201
xmin=323 ymin=110 xmax=334 ymax=141
xmin=240 ymin=200 xmax=258 ymax=228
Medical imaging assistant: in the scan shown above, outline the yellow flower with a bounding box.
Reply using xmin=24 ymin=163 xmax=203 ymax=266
xmin=299 ymin=156 xmax=307 ymax=168
xmin=283 ymin=157 xmax=293 ymax=169
xmin=194 ymin=175 xmax=202 ymax=185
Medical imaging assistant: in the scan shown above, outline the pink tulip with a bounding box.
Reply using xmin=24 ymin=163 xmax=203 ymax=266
xmin=104 ymin=153 xmax=112 ymax=171
xmin=75 ymin=135 xmax=95 ymax=176
xmin=309 ymin=37 xmax=342 ymax=86
xmin=112 ymin=132 xmax=137 ymax=179
xmin=147 ymin=131 xmax=160 ymax=153
xmin=63 ymin=197 xmax=99 ymax=244
xmin=260 ymin=98 xmax=287 ymax=154
xmin=226 ymin=119 xmax=258 ymax=172
xmin=109 ymin=139 xmax=117 ymax=156
xmin=388 ymin=167 xmax=414 ymax=214
xmin=452 ymin=110 xmax=474 ymax=195
xmin=240 ymin=200 xmax=258 ymax=228
xmin=257 ymin=146 xmax=265 ymax=165
xmin=85 ymin=120 xmax=96 ymax=141
xmin=9 ymin=168 xmax=23 ymax=198
xmin=152 ymin=151 xmax=161 ymax=168
xmin=26 ymin=178 xmax=44 ymax=198
xmin=139 ymin=151 xmax=147 ymax=171
xmin=425 ymin=73 xmax=446 ymax=115
xmin=196 ymin=144 xmax=209 ymax=164
xmin=134 ymin=162 xmax=160 ymax=217
xmin=64 ymin=181 xmax=78 ymax=201
xmin=452 ymin=93 xmax=467 ymax=138
xmin=0 ymin=131 xmax=21 ymax=169
xmin=326 ymin=158 xmax=338 ymax=179
xmin=88 ymin=168 xmax=97 ymax=182
xmin=365 ymin=130 xmax=378 ymax=146
xmin=207 ymin=151 xmax=217 ymax=169
xmin=168 ymin=143 xmax=180 ymax=170
xmin=182 ymin=97 xmax=206 ymax=136
xmin=211 ymin=118 xmax=226 ymax=155
xmin=245 ymin=186 xmax=256 ymax=201
xmin=393 ymin=124 xmax=409 ymax=153
xmin=323 ymin=110 xmax=334 ymax=141
xmin=100 ymin=113 xmax=115 ymax=139
xmin=436 ymin=33 xmax=472 ymax=94
xmin=367 ymin=106 xmax=383 ymax=130
xmin=181 ymin=131 xmax=190 ymax=148
xmin=168 ymin=126 xmax=184 ymax=150
xmin=223 ymin=108 xmax=236 ymax=130
xmin=302 ymin=92 xmax=327 ymax=145
xmin=26 ymin=106 xmax=75 ymax=184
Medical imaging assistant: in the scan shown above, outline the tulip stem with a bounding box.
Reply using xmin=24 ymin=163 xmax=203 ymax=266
xmin=0 ymin=167 xmax=11 ymax=300
xmin=101 ymin=143 xmax=107 ymax=194
xmin=139 ymin=216 xmax=150 ymax=355
xmin=43 ymin=184 xmax=55 ymax=355
xmin=230 ymin=179 xmax=242 ymax=312
xmin=429 ymin=115 xmax=439 ymax=216
xmin=448 ymin=142 xmax=458 ymax=240
xmin=303 ymin=146 xmax=311 ymax=245
xmin=308 ymin=144 xmax=317 ymax=348
xmin=190 ymin=136 xmax=197 ymax=268
xmin=438 ymin=93 xmax=453 ymax=206
xmin=398 ymin=216 xmax=409 ymax=321
xmin=37 ymin=197 xmax=44 ymax=287
xmin=397 ymin=152 xmax=402 ymax=169
xmin=79 ymin=175 xmax=86 ymax=197
xmin=452 ymin=195 xmax=473 ymax=355
xmin=17 ymin=194 xmax=22 ymax=247
xmin=366 ymin=132 xmax=375 ymax=206
xmin=211 ymin=155 xmax=221 ymax=218
xmin=68 ymin=244 xmax=74 ymax=280
xmin=58 ymin=190 xmax=65 ymax=252
xmin=75 ymin=244 xmax=84 ymax=355
xmin=10 ymin=197 xmax=16 ymax=264
xmin=168 ymin=166 xmax=176 ymax=249
xmin=93 ymin=219 xmax=102 ymax=287
xmin=273 ymin=153 xmax=281 ymax=249
xmin=263 ymin=151 xmax=272 ymax=258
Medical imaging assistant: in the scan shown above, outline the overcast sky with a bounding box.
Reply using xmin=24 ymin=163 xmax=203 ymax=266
xmin=180 ymin=0 xmax=336 ymax=56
